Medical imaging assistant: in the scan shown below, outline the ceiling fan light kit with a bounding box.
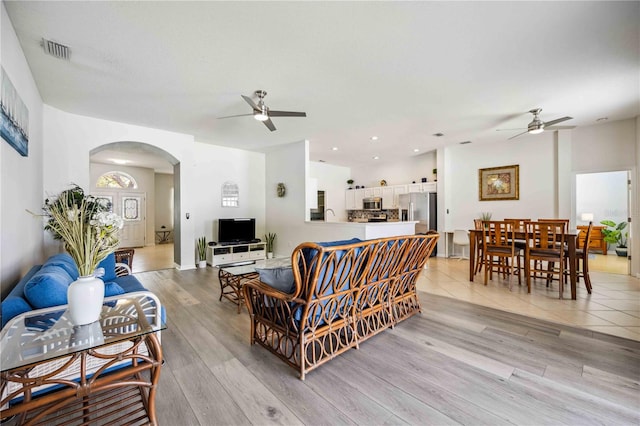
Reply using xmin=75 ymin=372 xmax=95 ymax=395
xmin=503 ymin=108 xmax=573 ymax=140
xmin=219 ymin=90 xmax=307 ymax=131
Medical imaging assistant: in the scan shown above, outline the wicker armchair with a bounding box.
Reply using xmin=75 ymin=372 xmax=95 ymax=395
xmin=114 ymin=248 xmax=135 ymax=277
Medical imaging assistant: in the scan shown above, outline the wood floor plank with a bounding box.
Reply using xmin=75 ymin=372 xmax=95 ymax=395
xmin=129 ymin=269 xmax=640 ymax=425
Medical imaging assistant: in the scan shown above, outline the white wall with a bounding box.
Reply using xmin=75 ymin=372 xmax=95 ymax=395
xmin=155 ymin=173 xmax=174 ymax=235
xmin=43 ymin=106 xmax=198 ymax=269
xmin=191 ymin=141 xmax=265 ymax=244
xmin=1 ymin=3 xmax=44 ymax=298
xmin=265 ymin=141 xmax=308 ymax=257
xmin=351 ymin=151 xmax=437 ymax=188
xmin=308 ymin=161 xmax=350 ymax=222
xmin=90 ymin=163 xmax=156 ymax=246
xmin=443 ymin=132 xmax=557 ymax=231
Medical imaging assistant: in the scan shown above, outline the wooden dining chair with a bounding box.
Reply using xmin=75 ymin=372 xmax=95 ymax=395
xmin=473 ymin=219 xmax=485 ymax=275
xmin=482 ymin=221 xmax=521 ymax=289
xmin=524 ymin=220 xmax=567 ymax=296
xmin=565 ymin=221 xmax=593 ymax=294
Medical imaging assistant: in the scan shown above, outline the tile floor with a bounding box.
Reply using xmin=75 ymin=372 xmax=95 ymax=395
xmin=132 ymin=243 xmax=640 ymax=341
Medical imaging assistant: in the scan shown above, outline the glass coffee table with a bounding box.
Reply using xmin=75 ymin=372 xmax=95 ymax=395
xmin=0 ymin=292 xmax=165 ymax=425
xmin=218 ymin=258 xmax=291 ymax=313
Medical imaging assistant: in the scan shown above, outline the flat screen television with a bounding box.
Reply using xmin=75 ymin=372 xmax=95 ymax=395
xmin=218 ymin=218 xmax=256 ymax=244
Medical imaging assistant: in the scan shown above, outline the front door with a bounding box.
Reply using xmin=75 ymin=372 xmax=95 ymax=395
xmin=93 ymin=191 xmax=146 ymax=248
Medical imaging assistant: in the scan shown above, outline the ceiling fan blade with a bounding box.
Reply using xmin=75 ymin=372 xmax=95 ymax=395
xmin=268 ymin=110 xmax=307 ymax=117
xmin=545 ymin=125 xmax=576 ymax=130
xmin=543 ymin=116 xmax=573 ymax=127
xmin=263 ymin=118 xmax=276 ymax=131
xmin=508 ymin=130 xmax=529 ymax=140
xmin=217 ymin=113 xmax=254 ymax=119
xmin=241 ymin=95 xmax=259 ymax=111
xmin=496 ymin=128 xmax=524 ymax=131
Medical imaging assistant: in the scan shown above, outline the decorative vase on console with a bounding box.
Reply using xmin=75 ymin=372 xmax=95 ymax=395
xmin=42 ymin=185 xmax=123 ymax=326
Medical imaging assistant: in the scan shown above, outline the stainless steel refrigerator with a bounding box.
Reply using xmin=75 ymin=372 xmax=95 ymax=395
xmin=399 ymin=192 xmax=437 ymax=255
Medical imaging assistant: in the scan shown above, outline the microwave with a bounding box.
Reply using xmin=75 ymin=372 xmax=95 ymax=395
xmin=363 ymin=197 xmax=382 ymax=211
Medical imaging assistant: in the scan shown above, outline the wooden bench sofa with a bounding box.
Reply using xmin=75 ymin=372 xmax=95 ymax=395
xmin=243 ymin=234 xmax=439 ymax=379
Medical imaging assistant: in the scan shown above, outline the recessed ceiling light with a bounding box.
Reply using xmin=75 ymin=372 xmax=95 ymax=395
xmin=413 ymin=148 xmax=420 ymax=152
xmin=112 ymin=159 xmax=129 ymax=165
xmin=370 ymin=136 xmax=379 ymax=141
xmin=433 ymin=133 xmax=444 ymax=137
xmin=332 ymin=147 xmax=338 ymax=151
xmin=596 ymin=117 xmax=608 ymax=122
xmin=459 ymin=140 xmax=472 ymax=145
xmin=373 ymin=156 xmax=380 ymax=160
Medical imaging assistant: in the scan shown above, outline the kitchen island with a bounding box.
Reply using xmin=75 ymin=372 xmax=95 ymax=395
xmin=303 ymin=220 xmax=418 ymax=241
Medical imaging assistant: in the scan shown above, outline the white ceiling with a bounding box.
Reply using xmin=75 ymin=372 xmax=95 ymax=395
xmin=5 ymin=1 xmax=639 ymax=172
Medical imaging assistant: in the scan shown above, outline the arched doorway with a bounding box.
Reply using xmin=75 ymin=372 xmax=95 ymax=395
xmin=89 ymin=142 xmax=181 ymax=271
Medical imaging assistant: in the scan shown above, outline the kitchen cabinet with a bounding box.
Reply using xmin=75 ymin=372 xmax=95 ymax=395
xmin=381 ymin=186 xmax=396 ymax=208
xmin=364 ymin=187 xmax=382 ymax=198
xmin=345 ymin=190 xmax=357 ymax=210
xmin=345 ymin=182 xmax=435 ymax=211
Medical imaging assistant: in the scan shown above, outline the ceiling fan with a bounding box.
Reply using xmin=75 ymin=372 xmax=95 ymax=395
xmin=499 ymin=108 xmax=573 ymax=140
xmin=218 ymin=90 xmax=306 ymax=132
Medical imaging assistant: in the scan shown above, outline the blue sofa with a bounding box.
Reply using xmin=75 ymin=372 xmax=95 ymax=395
xmin=1 ymin=252 xmax=148 ymax=329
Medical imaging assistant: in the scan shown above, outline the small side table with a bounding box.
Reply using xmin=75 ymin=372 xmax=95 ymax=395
xmin=1 ymin=293 xmax=165 ymax=425
xmin=155 ymin=229 xmax=172 ymax=244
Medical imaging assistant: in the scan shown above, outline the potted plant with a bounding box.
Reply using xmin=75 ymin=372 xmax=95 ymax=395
xmin=347 ymin=179 xmax=354 ymax=190
xmin=600 ymin=219 xmax=628 ymax=257
xmin=196 ymin=236 xmax=207 ymax=267
xmin=264 ymin=232 xmax=276 ymax=258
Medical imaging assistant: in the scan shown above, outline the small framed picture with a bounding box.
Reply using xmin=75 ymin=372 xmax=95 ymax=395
xmin=479 ymin=164 xmax=519 ymax=201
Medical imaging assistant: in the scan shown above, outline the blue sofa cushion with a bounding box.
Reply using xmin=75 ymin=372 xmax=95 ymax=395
xmin=113 ymin=274 xmax=147 ymax=293
xmin=44 ymin=253 xmax=79 ymax=280
xmin=1 ymin=297 xmax=32 ymax=328
xmin=104 ymin=282 xmax=125 ymax=297
xmin=97 ymin=253 xmax=117 ymax=282
xmin=256 ymin=267 xmax=295 ymax=293
xmin=24 ymin=265 xmax=73 ymax=309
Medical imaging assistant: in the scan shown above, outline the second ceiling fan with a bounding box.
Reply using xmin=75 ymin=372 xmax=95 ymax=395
xmin=219 ymin=90 xmax=306 ymax=132
xmin=499 ymin=108 xmax=573 ymax=140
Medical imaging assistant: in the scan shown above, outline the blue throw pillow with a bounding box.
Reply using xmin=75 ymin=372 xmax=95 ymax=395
xmin=24 ymin=265 xmax=73 ymax=309
xmin=104 ymin=282 xmax=125 ymax=297
xmin=44 ymin=253 xmax=79 ymax=280
xmin=256 ymin=267 xmax=295 ymax=293
xmin=97 ymin=253 xmax=117 ymax=282
xmin=1 ymin=296 xmax=33 ymax=328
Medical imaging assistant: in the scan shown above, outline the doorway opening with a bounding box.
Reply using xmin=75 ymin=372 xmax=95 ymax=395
xmin=90 ymin=141 xmax=180 ymax=272
xmin=575 ymin=170 xmax=630 ymax=275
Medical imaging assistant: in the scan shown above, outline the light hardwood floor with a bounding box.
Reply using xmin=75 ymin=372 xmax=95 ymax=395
xmin=136 ymin=268 xmax=640 ymax=425
xmin=133 ymin=244 xmax=640 ymax=341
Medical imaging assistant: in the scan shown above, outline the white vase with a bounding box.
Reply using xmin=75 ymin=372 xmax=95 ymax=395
xmin=198 ymin=260 xmax=207 ymax=268
xmin=267 ymin=252 xmax=274 ymax=259
xmin=67 ymin=275 xmax=105 ymax=326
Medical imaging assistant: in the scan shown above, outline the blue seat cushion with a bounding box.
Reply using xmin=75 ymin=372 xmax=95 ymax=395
xmin=256 ymin=267 xmax=295 ymax=293
xmin=97 ymin=253 xmax=117 ymax=282
xmin=23 ymin=265 xmax=73 ymax=309
xmin=113 ymin=275 xmax=147 ymax=293
xmin=44 ymin=253 xmax=79 ymax=280
xmin=1 ymin=297 xmax=32 ymax=328
xmin=104 ymin=282 xmax=126 ymax=297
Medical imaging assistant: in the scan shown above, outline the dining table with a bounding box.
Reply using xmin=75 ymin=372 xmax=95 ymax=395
xmin=468 ymin=228 xmax=579 ymax=300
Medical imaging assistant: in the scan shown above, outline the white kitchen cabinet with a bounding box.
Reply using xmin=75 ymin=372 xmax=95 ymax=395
xmin=345 ymin=189 xmax=357 ymax=210
xmin=422 ymin=182 xmax=437 ymax=192
xmin=363 ymin=187 xmax=382 ymax=198
xmin=381 ymin=186 xmax=395 ymax=208
xmin=407 ymin=183 xmax=422 ymax=192
xmin=354 ymin=188 xmax=365 ymax=208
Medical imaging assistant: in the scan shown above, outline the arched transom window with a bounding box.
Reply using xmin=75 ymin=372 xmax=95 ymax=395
xmin=96 ymin=171 xmax=138 ymax=189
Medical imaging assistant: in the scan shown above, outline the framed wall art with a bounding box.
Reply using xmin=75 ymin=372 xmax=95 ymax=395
xmin=479 ymin=164 xmax=519 ymax=201
xmin=0 ymin=67 xmax=29 ymax=157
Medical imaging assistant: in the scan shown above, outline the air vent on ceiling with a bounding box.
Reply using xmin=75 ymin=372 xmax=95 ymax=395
xmin=42 ymin=38 xmax=70 ymax=60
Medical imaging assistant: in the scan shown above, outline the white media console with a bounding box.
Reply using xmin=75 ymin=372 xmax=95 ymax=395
xmin=206 ymin=242 xmax=266 ymax=267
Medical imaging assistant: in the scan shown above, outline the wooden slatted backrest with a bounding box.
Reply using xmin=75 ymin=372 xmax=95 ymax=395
xmin=482 ymin=221 xmax=514 ymax=251
xmin=525 ymin=220 xmax=566 ymax=250
xmin=582 ymin=221 xmax=594 ymax=254
xmin=537 ymin=218 xmax=570 ymax=233
xmin=473 ymin=219 xmax=483 ymax=230
xmin=504 ymin=218 xmax=530 ymax=231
